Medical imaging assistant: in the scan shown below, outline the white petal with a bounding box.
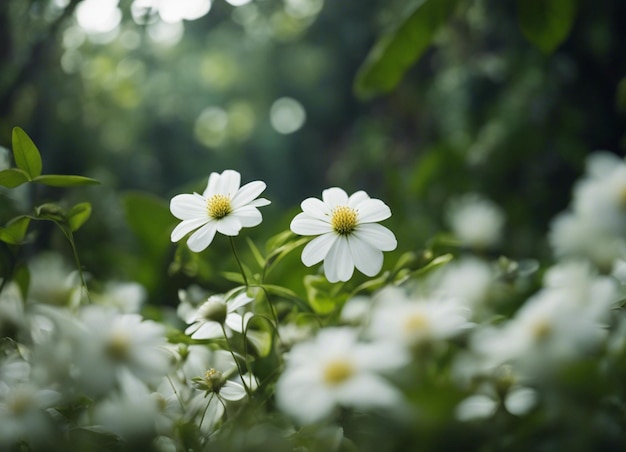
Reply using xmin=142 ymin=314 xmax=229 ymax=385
xmin=301 ymin=197 xmax=331 ymax=220
xmin=353 ymin=223 xmax=397 ymax=251
xmin=225 ymin=312 xmax=251 ymax=333
xmin=228 ymin=292 xmax=254 ymax=311
xmin=187 ymin=221 xmax=218 ymax=252
xmin=347 ymin=236 xmax=384 ymax=277
xmin=348 ymin=190 xmax=370 ymax=207
xmin=276 ymin=371 xmax=335 ymax=425
xmin=455 ymin=395 xmax=498 ymax=421
xmin=170 ymin=193 xmax=207 ymax=220
xmin=216 ymin=215 xmax=242 ymax=236
xmin=301 ymin=233 xmax=337 ymax=267
xmin=220 ymin=381 xmax=246 ymax=401
xmin=231 ymin=205 xmax=262 ymax=227
xmin=356 ymin=199 xmax=391 ymax=223
xmin=324 ymin=238 xmax=354 ymax=282
xmin=231 ymin=181 xmax=266 ymax=208
xmin=322 ymin=187 xmax=349 ymax=208
xmin=218 ymin=170 xmax=241 ymax=196
xmin=171 ymin=217 xmax=208 ymax=242
xmin=203 ymin=172 xmax=221 ymax=196
xmin=291 ymin=214 xmax=332 ymax=235
xmin=336 ymin=373 xmax=403 ymax=409
xmin=189 ymin=321 xmax=222 ymax=339
xmin=250 ymin=197 xmax=271 ymax=207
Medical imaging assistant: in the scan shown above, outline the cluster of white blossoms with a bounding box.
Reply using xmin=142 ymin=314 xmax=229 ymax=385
xmin=5 ymin=159 xmax=626 ymax=449
xmin=549 ymin=152 xmax=626 ymax=270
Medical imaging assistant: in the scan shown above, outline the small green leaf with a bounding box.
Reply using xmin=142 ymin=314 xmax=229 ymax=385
xmin=35 ymin=203 xmax=66 ymax=221
xmin=67 ymin=202 xmax=92 ymax=232
xmin=12 ymin=127 xmax=42 ymax=178
xmin=13 ymin=263 xmax=30 ymax=301
xmin=517 ymin=0 xmax=577 ymax=54
xmin=222 ymin=271 xmax=246 ymax=284
xmin=303 ymin=274 xmax=347 ymax=314
xmin=32 ymin=175 xmax=101 ymax=187
xmin=0 ymin=168 xmax=30 ymax=188
xmin=246 ymin=237 xmax=266 ymax=270
xmin=0 ymin=216 xmax=31 ymax=245
xmin=354 ymin=0 xmax=460 ymax=99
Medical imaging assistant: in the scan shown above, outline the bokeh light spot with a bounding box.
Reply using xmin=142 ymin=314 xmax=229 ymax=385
xmin=270 ymin=97 xmax=306 ymax=134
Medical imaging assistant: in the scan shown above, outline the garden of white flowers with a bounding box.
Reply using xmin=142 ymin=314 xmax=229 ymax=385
xmin=2 ymin=0 xmax=626 ymax=451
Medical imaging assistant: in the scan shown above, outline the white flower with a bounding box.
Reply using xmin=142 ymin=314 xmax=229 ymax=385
xmin=290 ymin=187 xmax=397 ymax=282
xmin=446 ymin=193 xmax=505 ymax=249
xmin=170 ymin=170 xmax=270 ymax=252
xmin=367 ymin=287 xmax=473 ymax=348
xmin=184 ymin=290 xmax=253 ymax=340
xmin=74 ymin=306 xmax=172 ymax=396
xmin=275 ymin=327 xmax=408 ymax=425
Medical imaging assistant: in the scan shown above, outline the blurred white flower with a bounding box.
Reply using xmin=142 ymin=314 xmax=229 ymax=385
xmin=170 ymin=169 xmax=270 ymax=252
xmin=74 ymin=306 xmax=171 ymax=395
xmin=428 ymin=257 xmax=494 ymax=311
xmin=290 ymin=187 xmax=397 ymax=282
xmin=275 ymin=327 xmax=408 ymax=425
xmin=455 ymin=384 xmax=537 ymax=421
xmin=94 ymin=281 xmax=147 ymax=313
xmin=184 ymin=290 xmax=253 ymax=340
xmin=0 ymin=383 xmax=61 ymax=448
xmin=367 ymin=287 xmax=472 ymax=348
xmin=28 ymin=252 xmax=83 ymax=307
xmin=446 ymin=193 xmax=505 ymax=249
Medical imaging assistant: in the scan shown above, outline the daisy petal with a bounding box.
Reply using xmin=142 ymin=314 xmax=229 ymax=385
xmin=353 ymin=223 xmax=397 ymax=251
xmin=250 ymin=197 xmax=271 ymax=207
xmin=348 ymin=190 xmax=370 ymax=207
xmin=232 ymin=205 xmax=263 ymax=227
xmin=301 ymin=197 xmax=331 ymax=220
xmin=356 ymin=199 xmax=392 ymax=223
xmin=301 ymin=233 xmax=337 ymax=267
xmin=216 ymin=215 xmax=243 ymax=236
xmin=324 ymin=238 xmax=354 ymax=282
xmin=231 ymin=181 xmax=267 ymax=208
xmin=322 ymin=187 xmax=349 ymax=208
xmin=171 ymin=217 xmax=209 ymax=242
xmin=336 ymin=373 xmax=402 ymax=409
xmin=218 ymin=170 xmax=241 ymax=196
xmin=347 ymin=236 xmax=384 ymax=277
xmin=220 ymin=381 xmax=246 ymax=401
xmin=203 ymin=172 xmax=221 ymax=197
xmin=187 ymin=222 xmax=218 ymax=252
xmin=189 ymin=321 xmax=222 ymax=339
xmin=291 ymin=214 xmax=332 ymax=235
xmin=170 ymin=193 xmax=207 ymax=220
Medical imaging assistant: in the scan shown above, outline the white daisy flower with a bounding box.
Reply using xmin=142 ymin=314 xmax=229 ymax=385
xmin=184 ymin=291 xmax=254 ymax=340
xmin=446 ymin=193 xmax=505 ymax=249
xmin=275 ymin=327 xmax=408 ymax=425
xmin=170 ymin=170 xmax=271 ymax=252
xmin=367 ymin=287 xmax=473 ymax=348
xmin=290 ymin=187 xmax=397 ymax=282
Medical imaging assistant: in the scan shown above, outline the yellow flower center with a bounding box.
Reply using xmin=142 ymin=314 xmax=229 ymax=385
xmin=207 ymin=194 xmax=232 ymax=219
xmin=204 ymin=368 xmax=224 ymax=393
xmin=331 ymin=206 xmax=358 ymax=235
xmin=404 ymin=312 xmax=430 ymax=333
xmin=532 ymin=320 xmax=552 ymax=341
xmin=323 ymin=359 xmax=354 ymax=385
xmin=105 ymin=332 xmax=130 ymax=361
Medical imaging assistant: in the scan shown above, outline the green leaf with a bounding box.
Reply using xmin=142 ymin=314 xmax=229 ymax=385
xmin=122 ymin=191 xmax=176 ymax=260
xmin=13 ymin=263 xmax=30 ymax=301
xmin=32 ymin=175 xmax=101 ymax=187
xmin=354 ymin=0 xmax=460 ymax=99
xmin=303 ymin=275 xmax=347 ymax=314
xmin=0 ymin=168 xmax=30 ymax=188
xmin=12 ymin=127 xmax=42 ymax=178
xmin=517 ymin=0 xmax=577 ymax=54
xmin=35 ymin=203 xmax=66 ymax=222
xmin=222 ymin=271 xmax=246 ymax=285
xmin=246 ymin=237 xmax=266 ymax=270
xmin=0 ymin=216 xmax=31 ymax=245
xmin=67 ymin=202 xmax=92 ymax=232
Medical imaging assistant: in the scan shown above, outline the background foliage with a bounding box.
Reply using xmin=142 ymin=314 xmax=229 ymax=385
xmin=1 ymin=0 xmax=625 ymax=299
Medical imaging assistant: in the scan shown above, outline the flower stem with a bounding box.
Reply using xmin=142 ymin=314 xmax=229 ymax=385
xmin=229 ymin=237 xmax=248 ymax=287
xmin=221 ymin=324 xmax=251 ymax=397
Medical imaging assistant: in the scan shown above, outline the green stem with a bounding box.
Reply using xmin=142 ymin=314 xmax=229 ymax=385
xmin=229 ymin=237 xmax=248 ymax=287
xmin=221 ymin=324 xmax=251 ymax=397
xmin=65 ymin=227 xmax=91 ymax=304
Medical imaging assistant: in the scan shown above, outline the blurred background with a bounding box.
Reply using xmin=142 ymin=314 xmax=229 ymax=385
xmin=1 ymin=0 xmax=625 ymax=303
